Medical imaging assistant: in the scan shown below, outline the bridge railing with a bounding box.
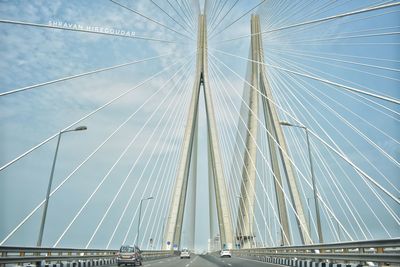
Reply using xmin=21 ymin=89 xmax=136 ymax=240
xmin=232 ymin=239 xmax=400 ymax=265
xmin=0 ymin=246 xmax=175 ymax=266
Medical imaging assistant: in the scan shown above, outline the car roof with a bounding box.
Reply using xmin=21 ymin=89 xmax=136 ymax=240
xmin=120 ymin=245 xmax=140 ymax=250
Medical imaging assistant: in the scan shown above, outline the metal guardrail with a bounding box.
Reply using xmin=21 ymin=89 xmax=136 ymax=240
xmin=0 ymin=246 xmax=175 ymax=265
xmin=141 ymin=250 xmax=176 ymax=261
xmin=232 ymin=238 xmax=400 ymax=264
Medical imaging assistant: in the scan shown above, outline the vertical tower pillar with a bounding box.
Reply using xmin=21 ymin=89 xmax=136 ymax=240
xmin=163 ymin=15 xmax=234 ymax=250
xmin=236 ymin=15 xmax=312 ymax=246
xmin=186 ymin=121 xmax=198 ymax=250
xmin=235 ymin=16 xmax=259 ymax=249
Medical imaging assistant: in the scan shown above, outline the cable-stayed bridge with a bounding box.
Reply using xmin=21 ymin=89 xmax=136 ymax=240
xmin=0 ymin=1 xmax=399 ymax=267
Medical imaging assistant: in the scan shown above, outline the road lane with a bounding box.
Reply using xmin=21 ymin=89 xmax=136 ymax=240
xmin=128 ymin=254 xmax=284 ymax=267
xmin=142 ymin=255 xmax=218 ymax=267
xmin=200 ymin=254 xmax=282 ymax=267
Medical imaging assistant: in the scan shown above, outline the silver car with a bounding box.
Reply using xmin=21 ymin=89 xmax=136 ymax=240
xmin=220 ymin=249 xmax=231 ymax=258
xmin=117 ymin=245 xmax=143 ymax=266
xmin=180 ymin=249 xmax=190 ymax=259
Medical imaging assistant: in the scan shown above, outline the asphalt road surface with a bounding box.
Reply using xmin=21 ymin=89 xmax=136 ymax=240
xmin=134 ymin=254 xmax=280 ymax=267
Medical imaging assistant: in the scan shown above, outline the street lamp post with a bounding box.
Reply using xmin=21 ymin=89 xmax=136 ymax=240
xmin=137 ymin=197 xmax=154 ymax=247
xmin=280 ymin=121 xmax=323 ymax=243
xmin=37 ymin=126 xmax=87 ymax=247
xmin=161 ymin=216 xmax=166 ymax=250
xmin=307 ymin=197 xmax=312 ymax=235
xmin=336 ymin=220 xmax=341 ymax=240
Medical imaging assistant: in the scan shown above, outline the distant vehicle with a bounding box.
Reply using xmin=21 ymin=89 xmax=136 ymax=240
xmin=220 ymin=249 xmax=231 ymax=258
xmin=180 ymin=248 xmax=190 ymax=259
xmin=117 ymin=245 xmax=143 ymax=266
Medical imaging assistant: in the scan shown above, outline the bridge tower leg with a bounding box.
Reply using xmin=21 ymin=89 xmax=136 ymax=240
xmin=162 ymin=14 xmax=234 ymax=250
xmin=235 ymin=15 xmax=260 ymax=249
xmin=236 ymin=15 xmax=312 ymax=246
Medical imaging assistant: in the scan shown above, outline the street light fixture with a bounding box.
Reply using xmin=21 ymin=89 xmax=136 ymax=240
xmin=73 ymin=126 xmax=87 ymax=131
xmin=137 ymin=196 xmax=154 ymax=247
xmin=280 ymin=121 xmax=323 ymax=244
xmin=37 ymin=126 xmax=87 ymax=247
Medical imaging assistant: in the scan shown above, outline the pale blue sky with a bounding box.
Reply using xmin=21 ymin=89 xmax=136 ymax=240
xmin=0 ymin=0 xmax=399 ymax=251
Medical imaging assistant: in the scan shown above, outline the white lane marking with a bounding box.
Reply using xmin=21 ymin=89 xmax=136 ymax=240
xmin=228 ymin=264 xmax=232 ymax=266
xmin=192 ymin=255 xmax=198 ymax=263
xmin=185 ymin=255 xmax=198 ymax=266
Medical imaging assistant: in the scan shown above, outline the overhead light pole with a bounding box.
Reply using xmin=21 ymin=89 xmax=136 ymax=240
xmin=37 ymin=126 xmax=87 ymax=247
xmin=306 ymin=197 xmax=312 ymax=235
xmin=280 ymin=121 xmax=323 ymax=243
xmin=137 ymin=196 xmax=154 ymax=247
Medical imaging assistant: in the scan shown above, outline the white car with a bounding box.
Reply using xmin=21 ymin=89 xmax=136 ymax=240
xmin=220 ymin=250 xmax=231 ymax=258
xmin=180 ymin=249 xmax=190 ymax=259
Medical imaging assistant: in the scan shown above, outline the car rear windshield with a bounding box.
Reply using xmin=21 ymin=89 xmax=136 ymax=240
xmin=120 ymin=246 xmax=135 ymax=253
